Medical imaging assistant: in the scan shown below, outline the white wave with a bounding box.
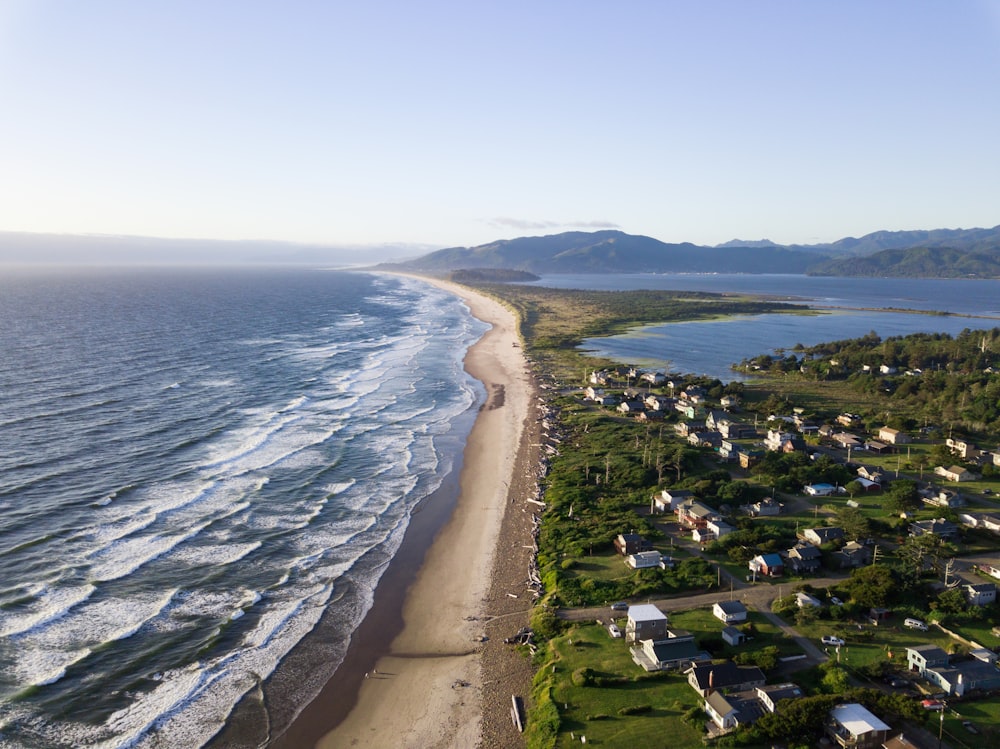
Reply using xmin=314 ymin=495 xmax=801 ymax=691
xmin=5 ymin=588 xmax=177 ymax=691
xmin=0 ymin=583 xmax=96 ymax=638
xmin=169 ymin=540 xmax=262 ymax=568
xmin=87 ymin=523 xmax=208 ymax=582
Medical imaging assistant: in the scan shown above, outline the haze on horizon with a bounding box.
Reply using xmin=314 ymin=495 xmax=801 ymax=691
xmin=2 ymin=1 xmax=999 ymax=263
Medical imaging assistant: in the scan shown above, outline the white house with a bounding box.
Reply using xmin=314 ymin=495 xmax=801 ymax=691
xmin=713 ymin=600 xmax=748 ymax=624
xmin=625 ymin=550 xmax=663 ymax=569
xmin=826 ymin=703 xmax=890 ymax=749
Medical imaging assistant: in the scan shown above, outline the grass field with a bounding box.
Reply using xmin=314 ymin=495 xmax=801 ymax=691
xmin=547 ymin=621 xmax=708 ymax=748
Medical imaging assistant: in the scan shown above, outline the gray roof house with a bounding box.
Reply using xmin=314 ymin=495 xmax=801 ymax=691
xmin=802 ymin=527 xmax=845 ymax=546
xmin=786 ymin=543 xmax=823 ymax=574
xmin=631 ymin=631 xmax=711 ymax=672
xmin=625 ymin=604 xmax=668 ymax=643
xmin=713 ymin=600 xmax=748 ymax=624
xmin=686 ymin=661 xmax=766 ymax=697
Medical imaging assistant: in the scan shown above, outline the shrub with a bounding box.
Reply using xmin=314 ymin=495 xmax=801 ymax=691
xmin=618 ymin=704 xmax=652 ymax=716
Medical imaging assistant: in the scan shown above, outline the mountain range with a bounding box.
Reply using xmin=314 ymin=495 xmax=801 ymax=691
xmin=394 ymin=225 xmax=1000 ymax=278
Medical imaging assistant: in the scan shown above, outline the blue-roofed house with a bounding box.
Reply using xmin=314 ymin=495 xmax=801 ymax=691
xmin=749 ymin=553 xmax=784 ymax=577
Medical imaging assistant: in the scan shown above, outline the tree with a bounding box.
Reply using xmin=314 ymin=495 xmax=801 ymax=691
xmin=883 ymin=479 xmax=920 ymax=515
xmin=821 ymin=665 xmax=850 ymax=694
xmin=844 ymin=565 xmax=897 ymax=608
xmin=836 ymin=506 xmax=872 ymax=541
xmin=934 ymin=586 xmax=967 ymax=614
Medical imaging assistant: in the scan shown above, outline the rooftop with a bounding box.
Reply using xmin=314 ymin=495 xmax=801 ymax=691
xmin=831 ymin=703 xmax=891 ymax=735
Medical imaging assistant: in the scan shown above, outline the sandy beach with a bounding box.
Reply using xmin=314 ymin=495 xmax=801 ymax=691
xmin=270 ymin=276 xmax=540 ymax=748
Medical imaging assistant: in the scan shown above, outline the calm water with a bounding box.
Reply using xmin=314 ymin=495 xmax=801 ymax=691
xmin=530 ymin=274 xmax=1000 ymax=380
xmin=0 ymin=268 xmax=484 ymax=748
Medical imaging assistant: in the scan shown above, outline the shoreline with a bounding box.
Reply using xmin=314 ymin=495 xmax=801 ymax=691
xmin=270 ymin=275 xmax=539 ymax=747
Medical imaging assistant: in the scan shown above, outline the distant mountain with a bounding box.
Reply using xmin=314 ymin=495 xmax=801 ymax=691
xmin=714 ymin=239 xmax=782 ymax=249
xmin=810 ymin=225 xmax=1000 ymax=256
xmin=396 ymin=230 xmax=821 ymax=275
xmin=395 ymin=225 xmax=1000 ymax=278
xmin=808 ymin=246 xmax=1000 ymax=278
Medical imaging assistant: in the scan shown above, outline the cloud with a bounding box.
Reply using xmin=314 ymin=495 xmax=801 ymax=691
xmin=487 ymin=217 xmax=620 ymax=231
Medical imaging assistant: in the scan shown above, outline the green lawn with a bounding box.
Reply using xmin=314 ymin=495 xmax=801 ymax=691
xmin=669 ymin=607 xmax=804 ymax=658
xmin=548 ymin=621 xmax=707 ymax=748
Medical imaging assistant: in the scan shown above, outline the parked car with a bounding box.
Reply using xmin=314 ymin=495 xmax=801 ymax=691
xmin=608 ymin=623 xmax=622 ymax=638
xmin=830 ymin=597 xmax=843 ymax=606
xmin=610 ymin=601 xmax=628 ymax=611
xmin=822 ymin=635 xmax=845 ymax=646
xmin=922 ymin=699 xmax=945 ymax=711
xmin=884 ymin=676 xmax=908 ymax=688
xmin=905 ymin=618 xmax=929 ymax=631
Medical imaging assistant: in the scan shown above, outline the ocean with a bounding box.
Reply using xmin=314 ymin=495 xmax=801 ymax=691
xmin=0 ymin=267 xmax=486 ymax=748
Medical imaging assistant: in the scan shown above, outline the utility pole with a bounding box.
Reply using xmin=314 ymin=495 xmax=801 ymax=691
xmin=871 ymin=545 xmax=880 ymax=566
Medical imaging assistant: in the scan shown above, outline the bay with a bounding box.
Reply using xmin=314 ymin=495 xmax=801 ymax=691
xmin=528 ymin=274 xmax=1000 ymax=381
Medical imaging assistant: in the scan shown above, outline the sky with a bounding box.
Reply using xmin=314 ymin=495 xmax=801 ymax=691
xmin=2 ymin=1 xmax=1000 ymax=257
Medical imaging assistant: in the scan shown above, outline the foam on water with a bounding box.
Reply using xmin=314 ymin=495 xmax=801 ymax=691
xmin=0 ymin=583 xmax=97 ymax=638
xmin=0 ymin=270 xmax=487 ymax=747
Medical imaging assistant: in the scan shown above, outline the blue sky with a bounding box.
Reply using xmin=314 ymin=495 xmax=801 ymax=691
xmin=2 ymin=1 xmax=999 ymax=254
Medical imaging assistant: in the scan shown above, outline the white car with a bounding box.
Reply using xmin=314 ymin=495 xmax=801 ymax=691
xmin=830 ymin=596 xmax=843 ymax=606
xmin=821 ymin=635 xmax=845 ymax=646
xmin=608 ymin=623 xmax=622 ymax=638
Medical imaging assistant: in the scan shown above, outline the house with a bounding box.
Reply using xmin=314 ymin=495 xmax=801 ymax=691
xmin=832 ymin=432 xmax=863 ymax=450
xmin=614 ymin=533 xmax=650 ymax=555
xmin=908 ymin=518 xmax=958 ymax=540
xmin=674 ymin=420 xmax=701 ymax=437
xmin=745 ymin=497 xmax=782 ymax=517
xmin=765 ymin=429 xmax=803 ymax=453
xmin=946 ymin=438 xmax=979 ymax=460
xmin=802 ymin=527 xmax=846 ymax=546
xmin=704 ymin=690 xmax=765 ymax=733
xmin=865 ymin=440 xmax=891 ymax=454
xmin=631 ymin=630 xmax=711 ymax=671
xmin=676 ymin=499 xmax=720 ymax=529
xmin=625 ymin=550 xmax=663 ymax=569
xmin=837 ymin=413 xmax=862 ymax=427
xmin=686 ymin=661 xmax=766 ymax=697
xmin=907 ymin=644 xmax=949 ymax=674
xmin=722 ymin=626 xmax=745 ymax=646
xmin=934 ymin=465 xmax=977 ymax=482
xmin=640 ymin=371 xmax=666 ymax=386
xmin=707 ymin=519 xmax=734 ymax=539
xmin=617 ymin=398 xmax=646 ymax=415
xmin=827 ymin=703 xmax=891 ymax=748
xmin=805 ymin=483 xmax=838 ymax=497
xmin=721 ymin=395 xmax=740 ymax=409
xmin=756 ymin=683 xmax=804 ymax=712
xmin=922 ymin=487 xmax=965 ymax=508
xmin=738 ymin=450 xmax=762 ymax=469
xmin=833 ymin=541 xmax=873 ymax=569
xmin=749 ymin=553 xmax=784 ymax=577
xmin=644 ymin=394 xmax=674 ymax=411
xmin=878 ymin=426 xmax=910 ymax=445
xmin=964 ymin=581 xmax=997 ymax=606
xmin=786 ymin=543 xmax=823 ymax=574
xmin=625 ymin=604 xmax=668 ymax=643
xmin=796 ymin=592 xmax=822 ymax=608
xmin=651 ymin=488 xmax=693 ymax=514
xmin=922 ymin=657 xmax=1000 ymax=697
xmin=881 ymin=734 xmax=925 ymax=749
xmin=713 ymin=600 xmax=748 ymax=624
xmin=856 ymin=465 xmax=885 ymax=484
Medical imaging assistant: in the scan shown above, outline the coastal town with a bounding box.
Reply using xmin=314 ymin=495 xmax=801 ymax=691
xmin=508 ymin=315 xmax=1000 ymax=749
